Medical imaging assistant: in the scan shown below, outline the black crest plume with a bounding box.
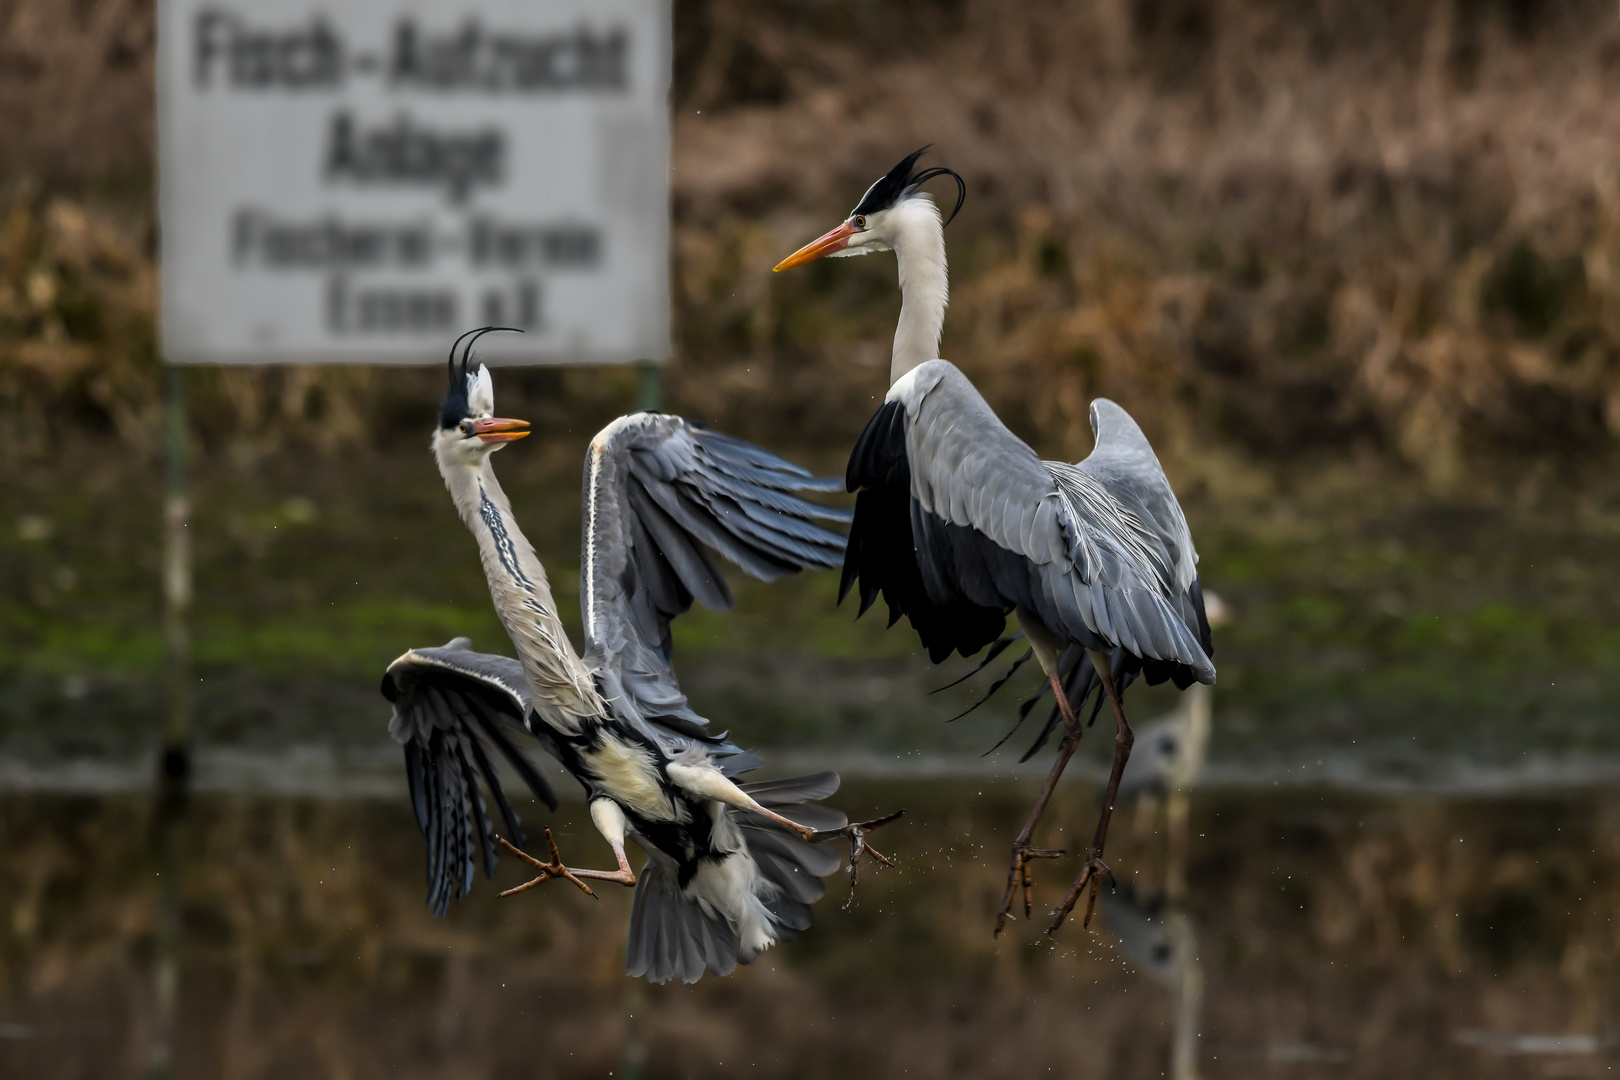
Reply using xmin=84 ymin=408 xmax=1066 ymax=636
xmin=852 ymin=146 xmax=966 ymax=226
xmin=438 ymin=326 xmax=524 ymax=429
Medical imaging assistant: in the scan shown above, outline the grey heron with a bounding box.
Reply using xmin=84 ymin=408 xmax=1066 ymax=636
xmin=774 ymin=149 xmax=1216 ymax=933
xmin=381 ymin=329 xmax=898 ymax=983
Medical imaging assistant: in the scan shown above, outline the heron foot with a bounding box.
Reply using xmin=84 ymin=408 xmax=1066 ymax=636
xmin=809 ymin=809 xmax=905 ymax=888
xmin=993 ymin=841 xmax=1067 ymax=937
xmin=496 ymin=832 xmax=635 ymax=899
xmin=1045 ymin=850 xmax=1115 ymax=935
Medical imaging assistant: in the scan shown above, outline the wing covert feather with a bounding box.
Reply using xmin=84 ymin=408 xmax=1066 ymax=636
xmin=847 ymin=362 xmax=1213 ymax=680
xmin=579 ymin=412 xmax=849 ymax=753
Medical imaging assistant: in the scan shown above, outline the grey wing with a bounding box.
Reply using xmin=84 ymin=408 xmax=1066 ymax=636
xmin=1076 ymin=399 xmax=1198 ymax=596
xmin=1057 ymin=398 xmax=1209 ymax=666
xmin=842 ymin=362 xmax=1064 ymax=662
xmin=851 ymin=362 xmax=1212 ymax=681
xmin=381 ymin=638 xmax=561 ymax=915
xmin=578 ymin=412 xmax=848 ymax=757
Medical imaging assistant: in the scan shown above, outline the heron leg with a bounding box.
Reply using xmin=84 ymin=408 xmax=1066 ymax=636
xmin=993 ymin=672 xmax=1084 ymax=937
xmin=1047 ymin=650 xmax=1136 ymax=935
xmin=668 ymin=761 xmax=825 ymax=840
xmin=666 ymin=761 xmax=904 ymax=886
xmin=571 ymin=797 xmax=639 ymax=886
xmin=745 ymin=799 xmax=906 ymax=888
xmin=808 ymin=809 xmax=906 ymax=888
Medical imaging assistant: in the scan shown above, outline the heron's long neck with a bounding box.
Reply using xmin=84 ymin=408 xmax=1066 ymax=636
xmin=889 ymin=200 xmax=949 ymax=386
xmin=438 ymin=452 xmax=602 ymax=732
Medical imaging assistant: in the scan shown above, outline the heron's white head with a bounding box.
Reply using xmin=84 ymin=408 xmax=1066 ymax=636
xmin=772 ymin=146 xmax=964 ymax=272
xmin=433 ymin=327 xmax=530 ymax=469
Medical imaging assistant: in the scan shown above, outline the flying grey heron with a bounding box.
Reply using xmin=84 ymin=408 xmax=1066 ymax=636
xmin=774 ymin=149 xmax=1216 ymax=934
xmin=381 ymin=329 xmax=899 ymax=983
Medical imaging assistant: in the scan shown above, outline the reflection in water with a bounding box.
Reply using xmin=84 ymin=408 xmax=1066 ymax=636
xmin=148 ymin=780 xmax=184 ymax=1080
xmin=2 ymin=782 xmax=1620 ymax=1078
xmin=1106 ymin=683 xmax=1212 ymax=1079
xmin=1115 ymin=681 xmax=1214 ymax=902
xmin=1100 ymin=886 xmax=1203 ymax=1080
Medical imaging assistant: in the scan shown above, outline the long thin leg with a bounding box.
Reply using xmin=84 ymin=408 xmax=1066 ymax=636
xmin=1048 ymin=650 xmax=1135 ymax=934
xmin=666 ymin=760 xmax=903 ymax=886
xmin=574 ymin=797 xmax=638 ymax=886
xmin=667 ymin=761 xmax=822 ymax=839
xmin=993 ymin=672 xmax=1083 ymax=936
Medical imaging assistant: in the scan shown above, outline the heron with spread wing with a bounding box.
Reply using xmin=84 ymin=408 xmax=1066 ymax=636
xmin=382 ymin=329 xmax=898 ymax=984
xmin=774 ymin=150 xmax=1216 ymax=934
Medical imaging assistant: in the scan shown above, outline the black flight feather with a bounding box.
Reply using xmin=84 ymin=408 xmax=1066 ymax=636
xmin=464 ymin=694 xmax=559 ymax=812
xmin=842 ymin=399 xmax=1008 ymax=661
xmin=950 ymin=646 xmax=1035 ymax=725
xmin=929 ymin=634 xmax=1021 ymax=695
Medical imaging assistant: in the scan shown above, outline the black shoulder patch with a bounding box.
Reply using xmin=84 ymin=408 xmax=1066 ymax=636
xmin=845 ymin=398 xmax=908 ymax=492
xmin=841 ymin=399 xmax=1008 ymax=662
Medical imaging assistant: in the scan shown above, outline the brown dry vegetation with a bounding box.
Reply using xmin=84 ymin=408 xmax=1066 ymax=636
xmin=6 ymin=0 xmax=1620 ymax=494
xmin=671 ymin=0 xmax=1620 ymax=493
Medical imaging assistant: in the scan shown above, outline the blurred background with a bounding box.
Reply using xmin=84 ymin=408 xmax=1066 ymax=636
xmin=5 ymin=1 xmax=1620 ymax=1077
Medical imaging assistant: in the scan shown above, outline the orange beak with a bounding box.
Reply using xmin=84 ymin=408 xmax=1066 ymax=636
xmin=471 ymin=417 xmax=531 ymax=444
xmin=773 ymin=220 xmax=858 ymax=272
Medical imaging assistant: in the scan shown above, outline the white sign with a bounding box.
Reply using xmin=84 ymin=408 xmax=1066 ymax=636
xmin=158 ymin=0 xmax=670 ymax=364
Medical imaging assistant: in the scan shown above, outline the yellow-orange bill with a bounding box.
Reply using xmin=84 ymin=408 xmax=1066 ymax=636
xmin=773 ymin=221 xmax=857 ymax=272
xmin=471 ymin=417 xmax=531 ymax=443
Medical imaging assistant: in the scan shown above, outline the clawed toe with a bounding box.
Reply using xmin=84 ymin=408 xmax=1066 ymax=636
xmin=1045 ymin=853 xmax=1115 ymax=935
xmin=994 ymin=842 xmax=1066 ymax=936
xmin=810 ymin=809 xmax=905 ymax=888
xmin=496 ymin=831 xmax=599 ymax=899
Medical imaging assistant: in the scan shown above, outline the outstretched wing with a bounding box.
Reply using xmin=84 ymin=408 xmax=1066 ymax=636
xmin=381 ymin=638 xmax=561 ymax=915
xmin=843 ymin=361 xmax=1212 ymax=685
xmin=578 ymin=412 xmax=849 ymax=755
xmin=1046 ymin=397 xmax=1209 ymax=672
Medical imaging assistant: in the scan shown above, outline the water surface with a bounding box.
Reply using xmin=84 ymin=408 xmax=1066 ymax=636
xmin=3 ymin=782 xmax=1616 ymax=1079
